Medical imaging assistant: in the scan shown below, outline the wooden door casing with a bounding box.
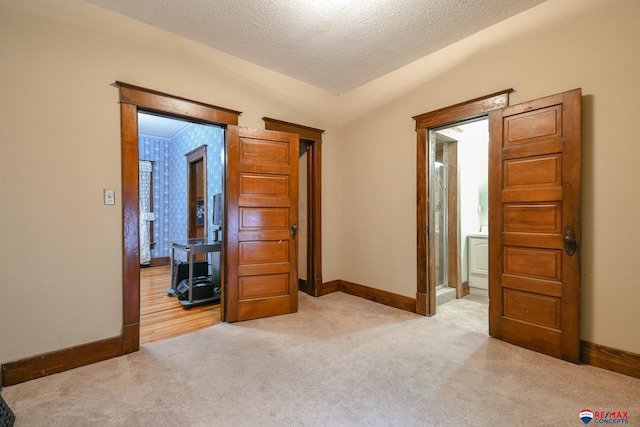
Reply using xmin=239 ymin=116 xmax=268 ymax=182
xmin=117 ymin=81 xmax=242 ymax=353
xmin=489 ymin=89 xmax=582 ymax=362
xmin=225 ymin=126 xmax=299 ymax=322
xmin=413 ymin=90 xmax=512 ymax=316
xmin=262 ymin=117 xmax=324 ymax=297
xmin=187 ymin=145 xmax=207 ymax=240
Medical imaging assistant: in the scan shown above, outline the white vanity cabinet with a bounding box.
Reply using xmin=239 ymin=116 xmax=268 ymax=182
xmin=468 ymin=233 xmax=488 ymax=290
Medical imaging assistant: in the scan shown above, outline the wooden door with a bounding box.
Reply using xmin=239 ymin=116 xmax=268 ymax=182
xmin=224 ymin=126 xmax=299 ymax=322
xmin=488 ymin=89 xmax=581 ymax=362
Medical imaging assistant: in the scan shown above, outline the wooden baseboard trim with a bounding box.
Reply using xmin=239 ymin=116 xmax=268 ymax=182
xmin=298 ymin=278 xmax=311 ymax=295
xmin=1 ymin=336 xmax=123 ymax=386
xmin=461 ymin=281 xmax=470 ymax=297
xmin=580 ymin=340 xmax=640 ymax=379
xmin=336 ymin=280 xmax=416 ymax=313
xmin=317 ymin=280 xmax=339 ymax=296
xmin=416 ymin=292 xmax=428 ymax=315
xmin=122 ymin=323 xmax=140 ymax=355
xmin=147 ymin=257 xmax=170 ymax=267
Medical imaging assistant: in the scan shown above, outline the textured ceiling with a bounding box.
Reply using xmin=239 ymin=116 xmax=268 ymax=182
xmin=85 ymin=0 xmax=547 ymax=94
xmin=138 ymin=112 xmax=190 ymax=138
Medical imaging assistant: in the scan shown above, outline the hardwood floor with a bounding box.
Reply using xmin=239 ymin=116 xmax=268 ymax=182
xmin=140 ymin=265 xmax=221 ymax=345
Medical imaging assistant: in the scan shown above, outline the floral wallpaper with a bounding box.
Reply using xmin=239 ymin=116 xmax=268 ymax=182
xmin=139 ymin=122 xmax=224 ymax=261
xmin=139 ymin=133 xmax=170 ymax=260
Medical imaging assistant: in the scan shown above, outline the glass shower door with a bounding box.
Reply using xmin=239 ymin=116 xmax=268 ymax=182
xmin=434 ymin=157 xmax=447 ymax=289
xmin=431 ymin=135 xmax=448 ymax=291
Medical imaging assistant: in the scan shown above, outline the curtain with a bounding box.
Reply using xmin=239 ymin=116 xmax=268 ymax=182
xmin=139 ymin=161 xmax=156 ymax=265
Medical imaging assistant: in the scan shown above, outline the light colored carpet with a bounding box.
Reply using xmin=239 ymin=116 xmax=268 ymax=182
xmin=436 ymin=292 xmax=489 ymax=334
xmin=2 ymin=292 xmax=639 ymax=426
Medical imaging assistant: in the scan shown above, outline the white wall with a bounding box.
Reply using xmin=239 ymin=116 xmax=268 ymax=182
xmin=339 ymin=0 xmax=640 ymax=354
xmin=0 ymin=0 xmax=341 ymax=365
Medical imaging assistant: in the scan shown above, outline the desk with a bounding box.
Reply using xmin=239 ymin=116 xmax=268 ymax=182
xmin=166 ymin=237 xmax=222 ymax=308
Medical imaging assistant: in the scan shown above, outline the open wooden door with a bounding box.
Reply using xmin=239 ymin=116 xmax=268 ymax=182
xmin=224 ymin=126 xmax=299 ymax=322
xmin=489 ymin=89 xmax=581 ymax=362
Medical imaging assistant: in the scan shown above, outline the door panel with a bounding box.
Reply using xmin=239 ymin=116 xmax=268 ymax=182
xmin=504 ymin=155 xmax=562 ymax=188
xmin=225 ymin=126 xmax=299 ymax=322
xmin=489 ymin=89 xmax=581 ymax=363
xmin=503 ymin=289 xmax=560 ymax=328
xmin=240 ymin=174 xmax=290 ymax=197
xmin=240 ymin=274 xmax=289 ymax=299
xmin=240 ymin=208 xmax=290 ymax=229
xmin=504 ymin=105 xmax=562 ymax=145
xmin=504 ymin=203 xmax=561 ymax=233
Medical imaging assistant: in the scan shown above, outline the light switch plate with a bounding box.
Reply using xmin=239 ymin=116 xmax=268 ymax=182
xmin=104 ymin=189 xmax=115 ymax=205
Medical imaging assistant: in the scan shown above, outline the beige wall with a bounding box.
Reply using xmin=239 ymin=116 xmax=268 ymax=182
xmin=0 ymin=0 xmax=341 ymax=364
xmin=339 ymin=0 xmax=640 ymax=354
xmin=1 ymin=0 xmax=639 ymax=367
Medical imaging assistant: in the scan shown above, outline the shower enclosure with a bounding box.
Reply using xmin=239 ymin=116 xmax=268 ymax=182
xmin=434 ymin=156 xmax=447 ymax=290
xmin=431 ymin=134 xmax=450 ymax=291
xmin=428 ymin=129 xmax=462 ymax=307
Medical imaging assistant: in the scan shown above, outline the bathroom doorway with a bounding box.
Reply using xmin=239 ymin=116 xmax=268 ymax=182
xmin=413 ymin=90 xmax=510 ymax=318
xmin=431 ymin=119 xmax=489 ymax=308
xmin=415 ymin=89 xmax=582 ymax=363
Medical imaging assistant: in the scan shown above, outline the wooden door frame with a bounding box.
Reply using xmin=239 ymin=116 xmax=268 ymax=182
xmin=263 ymin=117 xmax=324 ymax=297
xmin=413 ymin=89 xmax=512 ymax=316
xmin=186 ymin=145 xmax=207 ymax=239
xmin=116 ymin=82 xmax=241 ymax=354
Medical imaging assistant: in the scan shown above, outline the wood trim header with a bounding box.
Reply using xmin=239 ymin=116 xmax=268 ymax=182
xmin=263 ymin=117 xmax=325 ymax=141
xmin=413 ymin=89 xmax=513 ymax=129
xmin=115 ymin=81 xmax=242 ymax=125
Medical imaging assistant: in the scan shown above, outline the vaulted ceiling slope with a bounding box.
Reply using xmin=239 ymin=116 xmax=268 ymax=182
xmin=84 ymin=0 xmax=548 ymax=94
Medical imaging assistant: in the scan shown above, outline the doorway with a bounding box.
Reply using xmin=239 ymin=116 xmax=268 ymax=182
xmin=415 ymin=88 xmax=582 ymax=363
xmin=117 ymin=81 xmax=242 ymax=354
xmin=413 ymin=90 xmax=511 ymax=317
xmin=263 ymin=117 xmax=324 ymax=297
xmin=187 ymin=145 xmax=207 ymax=241
xmin=118 ymin=83 xmax=322 ymax=352
xmin=137 ymin=113 xmax=224 ymax=344
xmin=431 ymin=119 xmax=490 ymax=308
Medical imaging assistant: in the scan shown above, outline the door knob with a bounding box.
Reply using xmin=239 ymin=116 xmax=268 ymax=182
xmin=564 ymin=225 xmax=577 ymax=256
xmin=291 ymin=223 xmax=297 ymax=239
